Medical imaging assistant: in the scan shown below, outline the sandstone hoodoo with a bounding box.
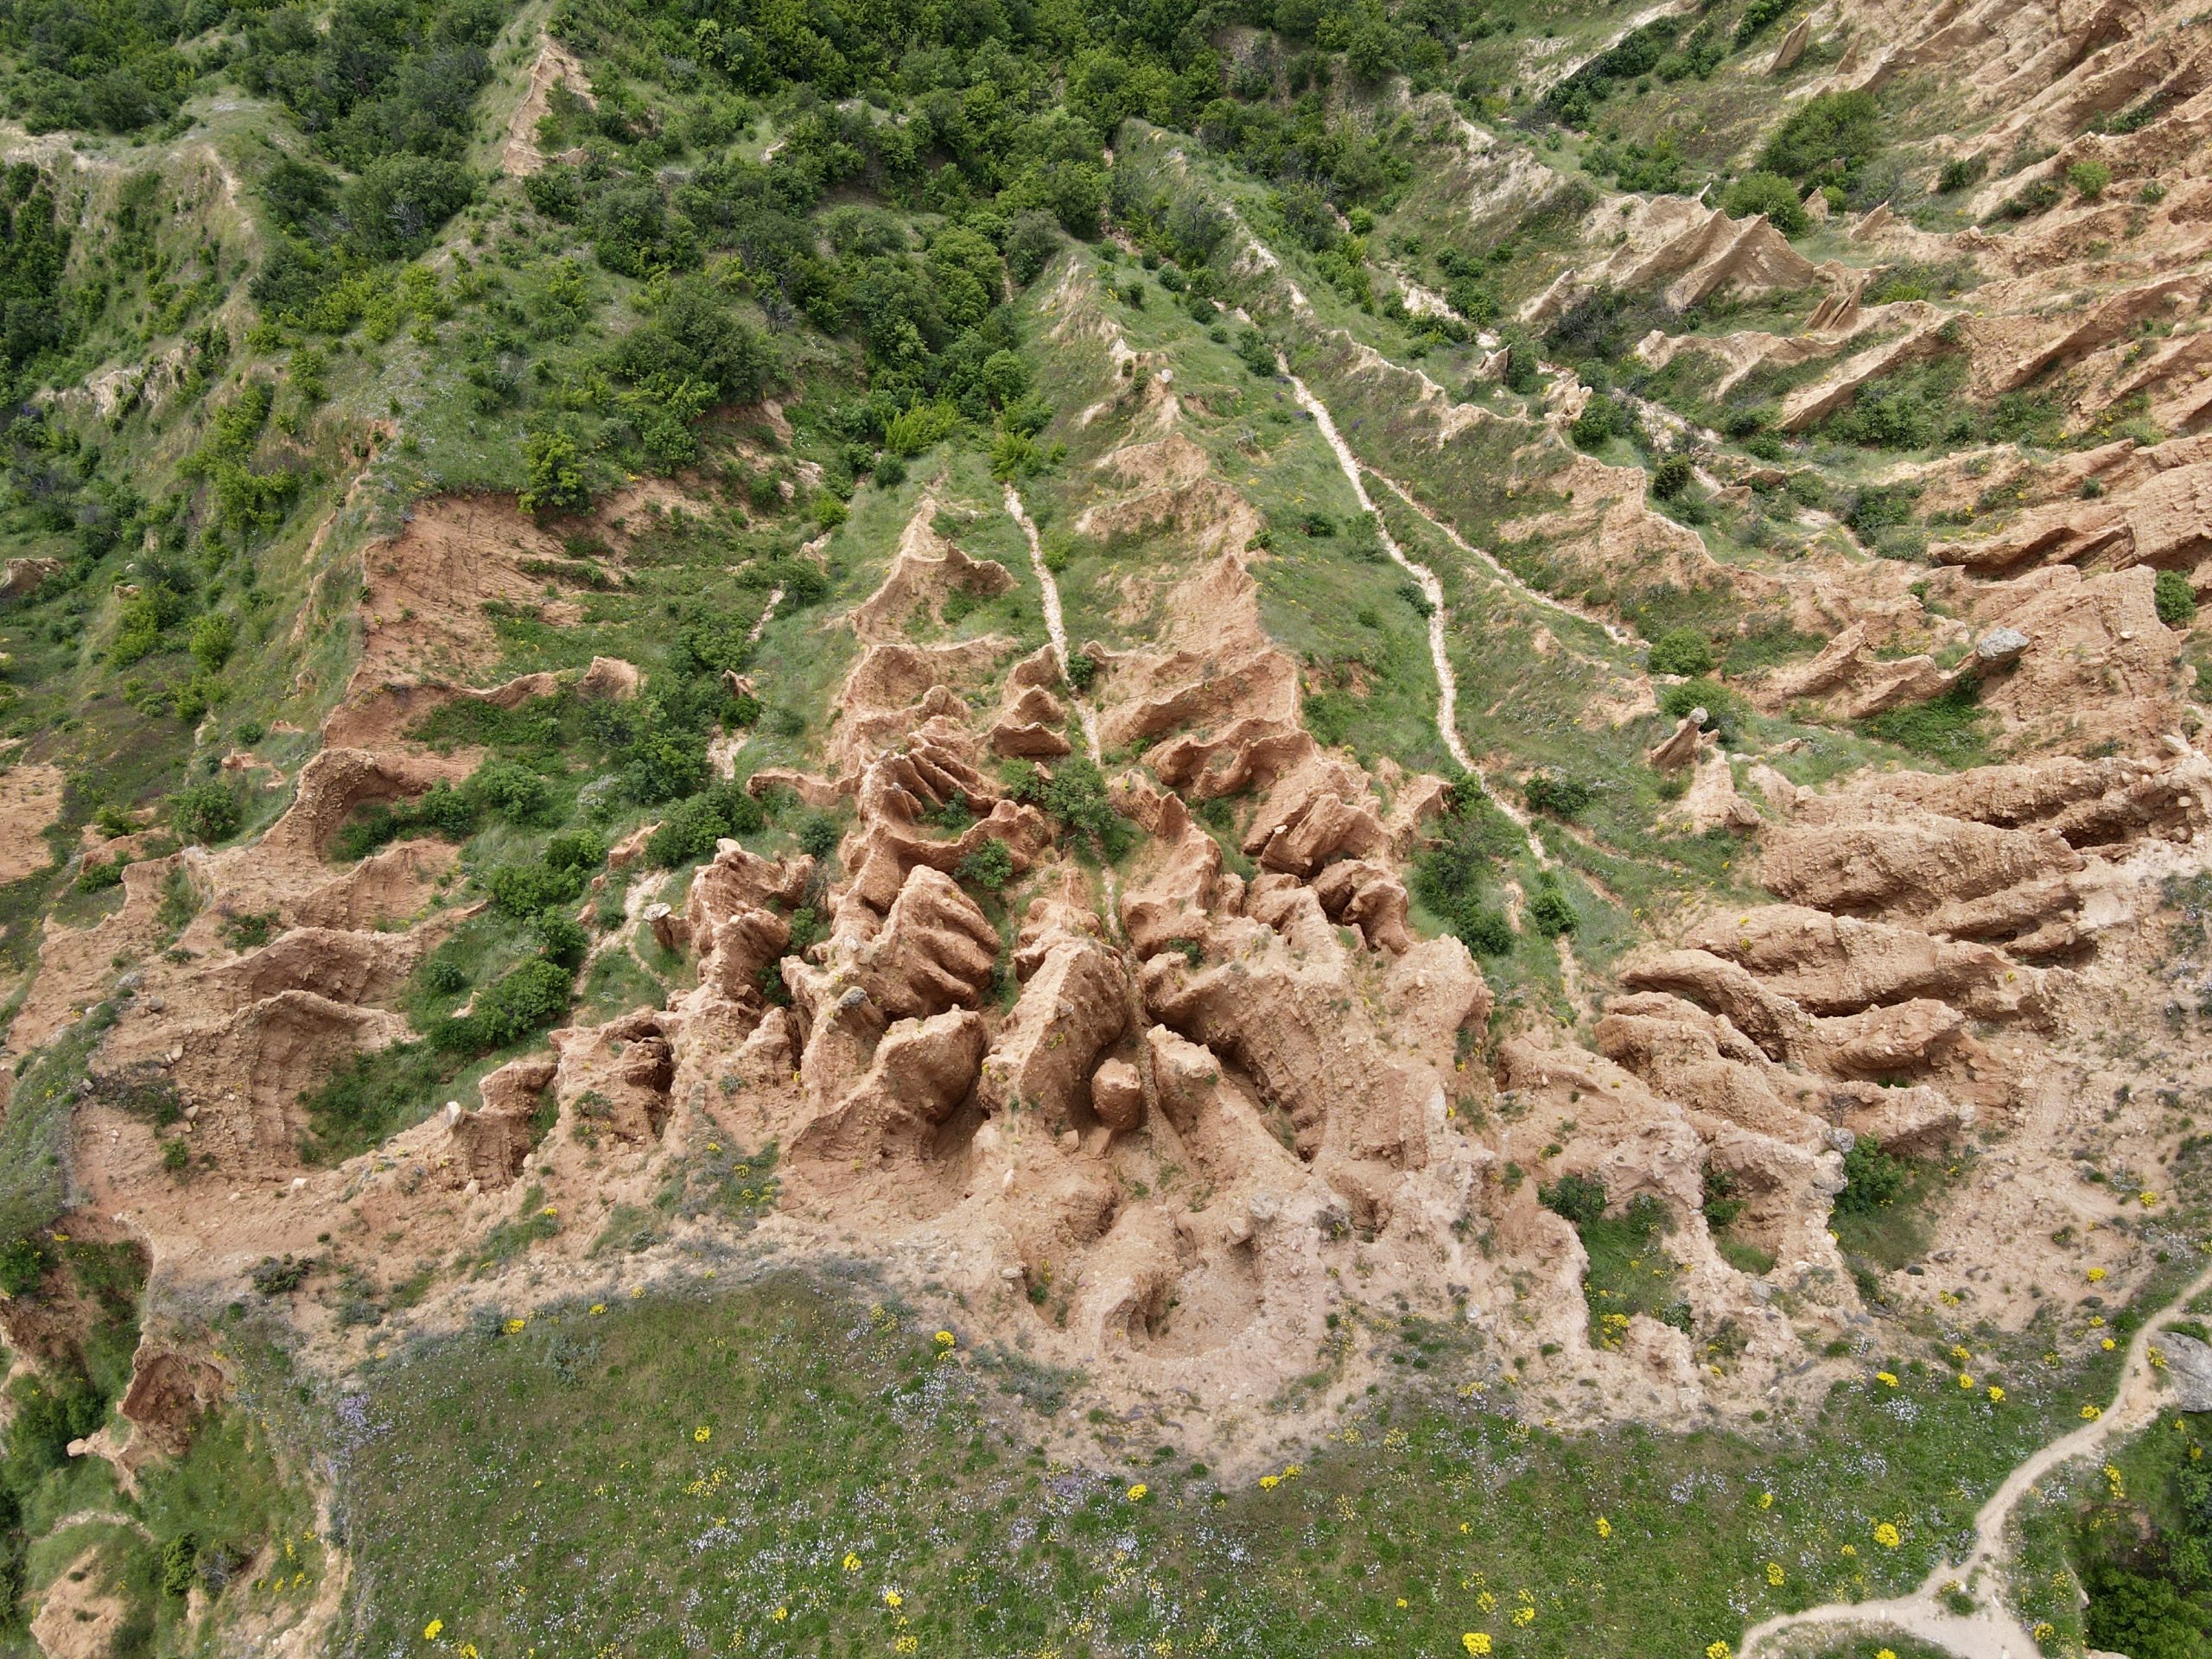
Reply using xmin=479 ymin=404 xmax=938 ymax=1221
xmin=5 ymin=0 xmax=2212 ymax=1650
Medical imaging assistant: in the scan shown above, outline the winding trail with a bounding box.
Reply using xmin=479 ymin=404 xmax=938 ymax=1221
xmin=1740 ymin=1255 xmax=2212 ymax=1659
xmin=1280 ymin=353 xmax=1588 ymax=1009
xmin=1281 ymin=359 xmax=1474 ymax=777
xmin=1364 ymin=469 xmax=1637 ymax=651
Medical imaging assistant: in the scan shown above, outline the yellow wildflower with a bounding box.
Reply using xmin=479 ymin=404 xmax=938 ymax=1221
xmin=1595 ymin=1516 xmax=1612 ymax=1538
xmin=843 ymin=1553 xmax=863 ymax=1573
xmin=1126 ymin=1483 xmax=1149 ymax=1502
xmin=695 ymin=1427 xmax=712 ymax=1443
xmin=2082 ymin=1404 xmax=2103 ymax=1421
xmin=772 ymin=1608 xmax=789 ymax=1623
xmin=1758 ymin=1491 xmax=1774 ymax=1510
xmin=1988 ymin=1385 xmax=2005 ymax=1402
xmin=1872 ymin=1522 xmax=1901 ymax=1548
xmin=503 ymin=1318 xmax=527 ymax=1335
xmin=1958 ymin=1374 xmax=1974 ymax=1389
xmin=2087 ymin=1267 xmax=2107 ymax=1283
xmin=1879 ymin=1650 xmax=1898 ymax=1659
xmin=1462 ymin=1636 xmax=1492 ymax=1656
xmin=934 ymin=1331 xmax=957 ymax=1348
xmin=1764 ymin=1561 xmax=1784 ymax=1586
xmin=423 ymin=1620 xmax=444 ymax=1643
xmin=885 ymin=1590 xmax=903 ymax=1608
xmin=2103 ymin=1337 xmax=2117 ymax=1351
xmin=1875 ymin=1370 xmax=1898 ymax=1388
xmin=1707 ymin=1644 xmax=1732 ymax=1659
xmin=1259 ymin=1475 xmax=1280 ymax=1490
xmin=589 ymin=1303 xmax=607 ymax=1316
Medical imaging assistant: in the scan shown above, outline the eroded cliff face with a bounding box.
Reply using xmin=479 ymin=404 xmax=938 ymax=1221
xmin=22 ymin=0 xmax=2212 ymax=1472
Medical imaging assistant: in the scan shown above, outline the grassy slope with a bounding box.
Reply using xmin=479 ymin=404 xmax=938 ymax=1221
xmin=322 ymin=1262 xmax=2181 ymax=1658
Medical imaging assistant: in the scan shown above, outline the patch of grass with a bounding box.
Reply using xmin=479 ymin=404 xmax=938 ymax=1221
xmin=1857 ymin=679 xmax=1992 ymax=768
xmin=323 ymin=1263 xmax=2160 ymax=1659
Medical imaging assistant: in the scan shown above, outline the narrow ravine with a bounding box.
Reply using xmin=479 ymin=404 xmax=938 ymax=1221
xmin=1739 ymin=1255 xmax=2212 ymax=1659
xmin=1004 ymin=482 xmax=1101 ymax=766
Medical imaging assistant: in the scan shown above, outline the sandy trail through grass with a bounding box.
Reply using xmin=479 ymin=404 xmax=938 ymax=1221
xmin=1740 ymin=1254 xmax=2212 ymax=1659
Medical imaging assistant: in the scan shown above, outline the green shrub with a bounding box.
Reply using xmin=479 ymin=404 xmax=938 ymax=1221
xmin=2155 ymin=569 xmax=2197 ymax=626
xmin=1936 ymin=156 xmax=1986 ymax=193
xmin=1720 ymin=171 xmax=1808 ymax=234
xmin=1539 ymin=1172 xmax=1607 ymax=1228
xmin=797 ymin=812 xmax=843 ymax=858
xmin=1758 ymin=90 xmax=1883 ymax=185
xmin=534 ymin=911 xmax=589 ymax=969
xmin=1649 ymin=455 xmax=1694 ymax=499
xmin=1522 ymin=773 xmax=1593 ymax=819
xmin=1832 ymin=1139 xmax=1909 ymax=1218
xmin=160 ymin=1532 xmax=200 ymax=1598
xmin=1528 ymin=887 xmax=1579 ymax=938
xmin=484 ymin=861 xmax=587 ymax=918
xmin=1569 ymin=393 xmax=1628 ymax=450
xmin=955 ymin=838 xmax=1015 ymax=891
xmin=646 ymin=785 xmax=766 ymax=867
xmin=520 ymin=427 xmax=591 ymax=515
xmin=189 ymin=612 xmax=235 ymax=672
xmin=439 ymin=958 xmax=573 ymax=1052
xmin=0 ymin=1235 xmax=46 ymax=1296
xmin=170 ymin=780 xmax=243 ymax=844
xmin=76 ymin=858 xmax=124 ymax=893
xmin=2067 ymin=159 xmax=2112 ymax=200
xmin=1009 ymin=756 xmax=1133 ymax=859
xmin=1647 ymin=627 xmax=1714 ymax=677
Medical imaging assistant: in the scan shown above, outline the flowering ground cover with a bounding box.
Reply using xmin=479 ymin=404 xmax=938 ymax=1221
xmin=321 ymin=1263 xmax=2171 ymax=1659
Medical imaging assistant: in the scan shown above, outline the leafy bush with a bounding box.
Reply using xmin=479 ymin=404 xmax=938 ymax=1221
xmin=1720 ymin=171 xmax=1808 ymax=235
xmin=645 ymin=785 xmax=766 ymax=867
xmin=1758 ymin=90 xmax=1884 ymax=185
xmin=170 ymin=781 xmax=242 ymax=844
xmin=1528 ymin=886 xmax=1579 ymax=938
xmin=0 ymin=1235 xmax=45 ymax=1297
xmin=2156 ymin=569 xmax=2198 ymax=627
xmin=76 ymin=858 xmax=124 ymax=893
xmin=1936 ymin=156 xmax=1986 ymax=194
xmin=956 ymin=838 xmax=1015 ymax=891
xmin=1570 ymin=393 xmax=1629 ymax=450
xmin=1009 ymin=756 xmax=1133 ymax=858
xmin=1522 ymin=773 xmax=1593 ymax=819
xmin=1410 ymin=779 xmax=1524 ymax=957
xmin=1539 ymin=1172 xmax=1607 ymax=1228
xmin=1647 ymin=627 xmax=1714 ymax=677
xmin=534 ymin=912 xmax=589 ymax=970
xmin=884 ymin=403 xmax=960 ymax=457
xmin=1650 ymin=455 xmax=1694 ymax=499
xmin=797 ymin=812 xmax=844 ymax=858
xmin=437 ymin=958 xmax=573 ymax=1052
xmin=1832 ymin=1139 xmax=1910 ymax=1217
xmin=484 ymin=861 xmax=588 ymax=919
xmin=2068 ymin=160 xmax=2112 ymax=200
xmin=520 ymin=428 xmax=591 ymax=514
